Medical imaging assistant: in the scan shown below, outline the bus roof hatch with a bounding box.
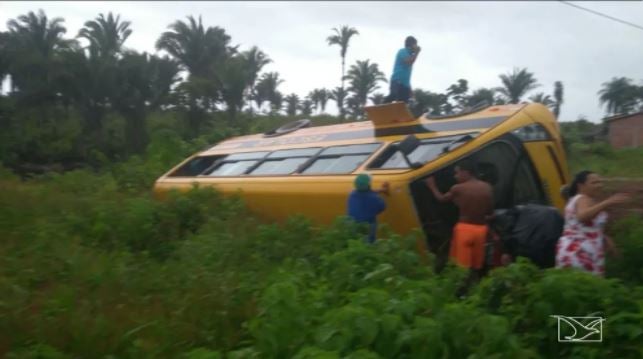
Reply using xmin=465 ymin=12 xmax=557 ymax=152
xmin=364 ymin=102 xmax=416 ymax=127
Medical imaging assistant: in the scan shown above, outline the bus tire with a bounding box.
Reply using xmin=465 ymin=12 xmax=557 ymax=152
xmin=263 ymin=119 xmax=311 ymax=137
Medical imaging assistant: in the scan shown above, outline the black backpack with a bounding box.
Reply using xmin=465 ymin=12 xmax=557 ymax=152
xmin=490 ymin=204 xmax=564 ymax=268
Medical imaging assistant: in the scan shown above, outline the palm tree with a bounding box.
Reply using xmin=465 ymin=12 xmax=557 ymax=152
xmin=71 ymin=12 xmax=133 ymax=138
xmin=411 ymin=89 xmax=431 ymax=116
xmin=77 ymin=12 xmax=132 ymax=60
xmin=308 ymin=88 xmax=329 ymax=114
xmin=148 ymin=55 xmax=181 ymax=108
xmin=299 ymin=97 xmax=313 ymax=116
xmin=156 ymin=16 xmax=232 ymax=134
xmin=0 ymin=32 xmax=10 ymax=83
xmin=6 ymin=10 xmax=73 ymax=58
xmin=6 ymin=10 xmax=75 ymax=104
xmin=156 ymin=16 xmax=231 ymax=78
xmin=553 ymin=81 xmax=564 ymax=119
xmin=345 ymin=95 xmax=361 ymax=119
xmin=412 ymin=89 xmax=449 ymax=117
xmin=494 ymin=96 xmax=507 ymax=105
xmin=0 ymin=31 xmax=14 ymax=131
xmin=327 ymin=25 xmax=359 ymax=92
xmin=598 ymin=77 xmax=639 ymax=115
xmin=242 ymin=46 xmax=271 ymax=86
xmin=370 ymin=93 xmax=386 ymax=105
xmin=285 ymin=93 xmax=299 ymax=116
xmin=317 ymin=88 xmax=329 ymax=113
xmin=216 ymin=54 xmax=253 ymax=120
xmin=251 ymin=88 xmax=267 ymax=113
xmin=344 ymin=59 xmax=387 ymax=110
xmin=255 ymin=72 xmax=284 ymax=112
xmin=466 ymin=88 xmax=496 ymax=108
xmin=269 ymin=91 xmax=283 ymax=114
xmin=497 ymin=67 xmax=540 ymax=104
xmin=330 ymin=86 xmax=348 ymax=120
xmin=242 ymin=46 xmax=271 ymax=111
xmin=529 ymin=92 xmax=555 ymax=107
xmin=308 ymin=89 xmax=321 ymax=112
xmin=62 ymin=47 xmax=118 ymax=137
xmin=446 ymin=79 xmax=469 ymax=110
xmin=111 ymin=51 xmax=179 ymax=153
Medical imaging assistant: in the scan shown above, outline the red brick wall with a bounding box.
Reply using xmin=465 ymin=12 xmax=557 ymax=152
xmin=608 ymin=114 xmax=643 ymax=149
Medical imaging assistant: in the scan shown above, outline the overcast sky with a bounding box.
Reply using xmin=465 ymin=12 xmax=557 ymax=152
xmin=1 ymin=1 xmax=642 ymax=122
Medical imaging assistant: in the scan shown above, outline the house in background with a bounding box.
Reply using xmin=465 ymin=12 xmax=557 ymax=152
xmin=605 ymin=111 xmax=643 ymax=149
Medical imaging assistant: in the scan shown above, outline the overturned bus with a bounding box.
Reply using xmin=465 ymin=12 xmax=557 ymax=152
xmin=153 ymin=102 xmax=570 ymax=256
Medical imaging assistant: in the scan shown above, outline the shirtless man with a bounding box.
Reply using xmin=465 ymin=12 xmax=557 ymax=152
xmin=425 ymin=159 xmax=493 ymax=272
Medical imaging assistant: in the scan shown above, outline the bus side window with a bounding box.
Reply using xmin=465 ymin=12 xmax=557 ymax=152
xmin=205 ymin=151 xmax=269 ymax=176
xmin=168 ymin=155 xmax=221 ymax=177
xmin=368 ymin=133 xmax=480 ymax=170
xmin=301 ymin=143 xmax=381 ymax=174
xmin=249 ymin=147 xmax=322 ymax=176
xmin=210 ymin=161 xmax=258 ymax=176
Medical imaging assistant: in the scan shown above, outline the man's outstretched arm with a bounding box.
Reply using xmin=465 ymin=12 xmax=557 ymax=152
xmin=425 ymin=176 xmax=453 ymax=203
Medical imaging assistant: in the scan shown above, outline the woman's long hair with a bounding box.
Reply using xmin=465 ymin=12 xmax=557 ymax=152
xmin=568 ymin=170 xmax=594 ymax=198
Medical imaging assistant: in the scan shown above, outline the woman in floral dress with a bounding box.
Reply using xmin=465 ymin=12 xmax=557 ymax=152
xmin=556 ymin=170 xmax=630 ymax=276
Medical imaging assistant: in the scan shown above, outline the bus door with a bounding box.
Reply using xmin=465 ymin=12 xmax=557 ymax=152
xmin=409 ymin=133 xmax=547 ymax=269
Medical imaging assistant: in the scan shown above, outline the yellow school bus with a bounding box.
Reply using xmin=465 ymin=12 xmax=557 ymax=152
xmin=154 ymin=102 xmax=569 ymax=254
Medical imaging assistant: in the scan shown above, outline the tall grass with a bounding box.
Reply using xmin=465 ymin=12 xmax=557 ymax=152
xmin=2 ymin=157 xmax=643 ymax=358
xmin=567 ymin=142 xmax=643 ymax=177
xmin=1 ymin=121 xmax=642 ymax=358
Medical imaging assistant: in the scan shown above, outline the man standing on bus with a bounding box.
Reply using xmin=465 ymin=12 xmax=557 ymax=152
xmin=424 ymin=159 xmax=493 ymax=283
xmin=347 ymin=173 xmax=390 ymax=244
xmin=385 ymin=36 xmax=421 ymax=104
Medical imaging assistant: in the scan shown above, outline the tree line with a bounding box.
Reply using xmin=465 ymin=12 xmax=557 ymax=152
xmin=1 ymin=10 xmax=642 ymax=169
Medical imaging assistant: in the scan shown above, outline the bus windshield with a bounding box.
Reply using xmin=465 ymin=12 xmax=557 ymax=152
xmin=368 ymin=133 xmax=479 ymax=169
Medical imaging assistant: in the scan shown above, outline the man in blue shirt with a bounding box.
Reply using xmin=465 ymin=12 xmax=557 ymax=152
xmin=347 ymin=173 xmax=390 ymax=244
xmin=385 ymin=36 xmax=421 ymax=103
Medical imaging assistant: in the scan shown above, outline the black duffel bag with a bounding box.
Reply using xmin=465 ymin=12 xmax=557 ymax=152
xmin=490 ymin=204 xmax=564 ymax=268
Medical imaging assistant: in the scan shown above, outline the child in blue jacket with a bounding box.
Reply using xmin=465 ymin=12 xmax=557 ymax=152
xmin=347 ymin=173 xmax=390 ymax=243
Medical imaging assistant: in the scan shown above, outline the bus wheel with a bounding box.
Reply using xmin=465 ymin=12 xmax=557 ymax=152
xmin=263 ymin=119 xmax=311 ymax=137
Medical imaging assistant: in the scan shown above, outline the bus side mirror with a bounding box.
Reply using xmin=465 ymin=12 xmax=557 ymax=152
xmin=392 ymin=135 xmax=423 ymax=169
xmin=398 ymin=135 xmax=420 ymax=155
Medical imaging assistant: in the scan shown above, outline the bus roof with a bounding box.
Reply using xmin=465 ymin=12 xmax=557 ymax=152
xmin=202 ymin=104 xmax=527 ymax=155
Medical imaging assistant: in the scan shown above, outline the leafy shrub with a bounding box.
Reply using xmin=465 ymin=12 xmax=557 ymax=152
xmin=249 ymin=276 xmax=313 ymax=358
xmin=6 ymin=344 xmax=70 ymax=359
xmin=607 ymin=216 xmax=643 ymax=284
xmin=2 ymin=147 xmax=643 ymax=358
xmin=568 ymin=143 xmax=643 ymax=177
xmin=470 ymin=260 xmax=643 ymax=358
xmin=0 ymin=163 xmax=19 ymax=180
xmin=180 ymin=348 xmax=222 ymax=359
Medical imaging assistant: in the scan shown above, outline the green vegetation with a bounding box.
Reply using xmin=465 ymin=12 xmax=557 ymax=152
xmin=1 ymin=134 xmax=643 ymax=358
xmin=568 ymin=143 xmax=643 ymax=177
xmin=561 ymin=119 xmax=643 ymax=177
xmin=2 ymin=8 xmax=643 ymax=359
xmin=2 ymin=9 xmax=642 ymax=174
xmin=0 ymin=10 xmax=590 ymax=171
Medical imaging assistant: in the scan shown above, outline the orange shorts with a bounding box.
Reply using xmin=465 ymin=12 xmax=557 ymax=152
xmin=450 ymin=222 xmax=488 ymax=270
